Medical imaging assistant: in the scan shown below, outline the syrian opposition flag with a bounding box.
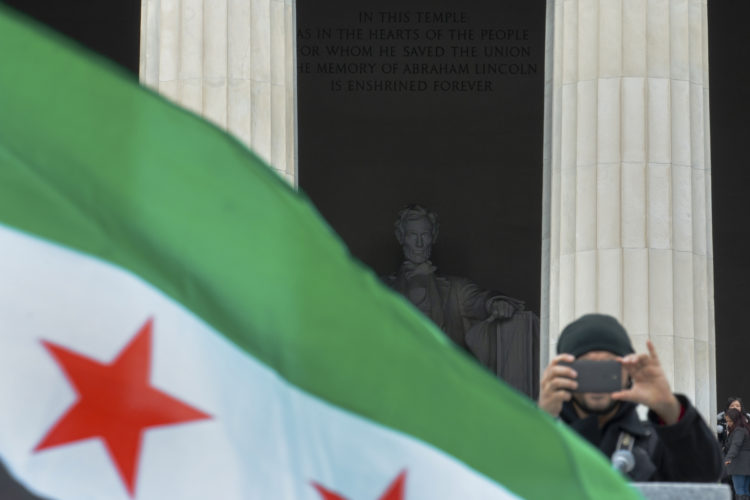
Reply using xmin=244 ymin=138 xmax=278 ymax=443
xmin=0 ymin=6 xmax=641 ymax=500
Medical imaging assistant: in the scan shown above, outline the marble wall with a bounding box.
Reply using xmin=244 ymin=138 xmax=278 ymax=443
xmin=139 ymin=0 xmax=297 ymax=184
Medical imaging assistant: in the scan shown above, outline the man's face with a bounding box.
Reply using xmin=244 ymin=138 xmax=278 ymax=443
xmin=401 ymin=217 xmax=433 ymax=264
xmin=572 ymin=350 xmax=627 ymax=413
xmin=730 ymin=400 xmax=742 ymax=412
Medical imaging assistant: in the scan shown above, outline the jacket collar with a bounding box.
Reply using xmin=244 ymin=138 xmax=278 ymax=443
xmin=561 ymin=399 xmax=650 ymax=439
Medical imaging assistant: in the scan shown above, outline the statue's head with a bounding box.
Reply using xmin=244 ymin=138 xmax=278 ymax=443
xmin=394 ymin=204 xmax=439 ymax=264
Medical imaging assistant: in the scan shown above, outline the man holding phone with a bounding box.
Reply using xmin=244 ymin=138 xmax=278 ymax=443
xmin=538 ymin=314 xmax=722 ymax=482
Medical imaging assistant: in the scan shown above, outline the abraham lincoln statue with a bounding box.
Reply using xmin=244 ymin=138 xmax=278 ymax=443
xmin=385 ymin=204 xmax=539 ymax=398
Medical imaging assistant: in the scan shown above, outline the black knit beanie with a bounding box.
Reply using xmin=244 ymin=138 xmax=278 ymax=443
xmin=557 ymin=314 xmax=635 ymax=357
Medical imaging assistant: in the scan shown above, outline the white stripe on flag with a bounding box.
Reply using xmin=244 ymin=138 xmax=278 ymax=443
xmin=0 ymin=224 xmax=520 ymax=500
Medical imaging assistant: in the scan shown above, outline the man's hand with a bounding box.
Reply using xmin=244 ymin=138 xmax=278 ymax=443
xmin=611 ymin=340 xmax=681 ymax=425
xmin=538 ymin=353 xmax=578 ymax=417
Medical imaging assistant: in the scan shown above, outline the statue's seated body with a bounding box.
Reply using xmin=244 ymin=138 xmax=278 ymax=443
xmin=385 ymin=205 xmax=539 ymax=398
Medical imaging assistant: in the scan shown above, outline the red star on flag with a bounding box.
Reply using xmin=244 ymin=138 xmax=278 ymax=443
xmin=33 ymin=318 xmax=211 ymax=497
xmin=312 ymin=470 xmax=406 ymax=500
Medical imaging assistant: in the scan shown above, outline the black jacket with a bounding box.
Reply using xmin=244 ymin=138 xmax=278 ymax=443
xmin=560 ymin=394 xmax=723 ymax=482
xmin=725 ymin=427 xmax=750 ymax=475
xmin=716 ymin=411 xmax=750 ymax=453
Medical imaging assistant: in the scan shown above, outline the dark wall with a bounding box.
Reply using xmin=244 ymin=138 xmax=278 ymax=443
xmin=298 ymin=0 xmax=750 ymax=408
xmin=297 ymin=0 xmax=546 ymax=313
xmin=708 ymin=0 xmax=750 ymax=410
xmin=0 ymin=0 xmax=140 ymax=77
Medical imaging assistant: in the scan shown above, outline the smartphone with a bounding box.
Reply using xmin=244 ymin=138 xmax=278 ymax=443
xmin=559 ymin=359 xmax=622 ymax=393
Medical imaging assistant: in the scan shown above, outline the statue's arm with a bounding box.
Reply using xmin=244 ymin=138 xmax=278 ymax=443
xmin=454 ymin=278 xmax=523 ymax=320
xmin=452 ymin=278 xmax=490 ymax=319
xmin=486 ymin=296 xmax=524 ymax=320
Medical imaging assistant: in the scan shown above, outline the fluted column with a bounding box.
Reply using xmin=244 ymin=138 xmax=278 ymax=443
xmin=542 ymin=0 xmax=715 ymax=418
xmin=139 ymin=0 xmax=296 ymax=185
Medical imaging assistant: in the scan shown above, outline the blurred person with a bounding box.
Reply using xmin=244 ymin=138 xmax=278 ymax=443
xmin=725 ymin=408 xmax=750 ymax=499
xmin=719 ymin=397 xmax=750 ymax=452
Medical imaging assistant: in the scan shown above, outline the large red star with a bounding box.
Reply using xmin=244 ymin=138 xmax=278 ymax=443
xmin=312 ymin=470 xmax=406 ymax=500
xmin=33 ymin=318 xmax=211 ymax=497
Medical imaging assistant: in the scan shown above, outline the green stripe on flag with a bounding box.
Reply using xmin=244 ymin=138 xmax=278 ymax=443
xmin=0 ymin=7 xmax=641 ymax=499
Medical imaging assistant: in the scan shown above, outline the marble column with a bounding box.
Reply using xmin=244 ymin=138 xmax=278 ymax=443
xmin=139 ymin=0 xmax=297 ymax=185
xmin=542 ymin=0 xmax=715 ymax=418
